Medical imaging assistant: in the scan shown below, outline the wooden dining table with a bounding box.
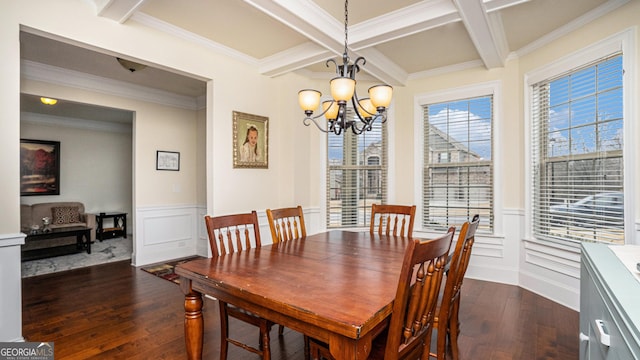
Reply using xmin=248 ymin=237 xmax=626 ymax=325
xmin=174 ymin=230 xmax=412 ymax=359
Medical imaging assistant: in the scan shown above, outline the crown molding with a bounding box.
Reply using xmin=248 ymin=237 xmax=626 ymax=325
xmin=515 ymin=0 xmax=630 ymax=58
xmin=21 ymin=112 xmax=132 ymax=134
xmin=259 ymin=42 xmax=333 ymax=77
xmin=21 ymin=60 xmax=198 ymax=110
xmin=407 ymin=59 xmax=485 ymax=81
xmin=131 ymin=12 xmax=259 ymax=67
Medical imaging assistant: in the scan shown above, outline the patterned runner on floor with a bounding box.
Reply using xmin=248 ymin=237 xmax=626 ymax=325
xmin=140 ymin=256 xmax=203 ymax=284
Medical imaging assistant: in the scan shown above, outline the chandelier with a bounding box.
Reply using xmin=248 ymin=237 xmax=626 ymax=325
xmin=297 ymin=0 xmax=393 ymax=135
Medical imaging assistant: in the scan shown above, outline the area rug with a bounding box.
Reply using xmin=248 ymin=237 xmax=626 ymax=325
xmin=21 ymin=236 xmax=133 ymax=278
xmin=140 ymin=256 xmax=204 ymax=284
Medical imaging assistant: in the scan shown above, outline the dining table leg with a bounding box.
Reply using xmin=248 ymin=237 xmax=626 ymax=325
xmin=329 ymin=332 xmax=374 ymax=359
xmin=180 ymin=279 xmax=203 ymax=360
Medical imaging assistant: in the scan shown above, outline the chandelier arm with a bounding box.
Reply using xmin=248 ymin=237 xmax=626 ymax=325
xmin=305 ymin=99 xmax=337 ymax=122
xmin=326 ymin=59 xmax=340 ymax=75
xmin=332 ymin=121 xmax=343 ymax=135
xmin=303 ymin=116 xmax=330 ymax=133
xmin=350 ymin=94 xmax=368 ymax=125
xmin=351 ymin=56 xmax=366 ymax=78
xmin=349 ymin=120 xmax=368 ymax=135
xmin=350 ymin=91 xmax=377 ymax=127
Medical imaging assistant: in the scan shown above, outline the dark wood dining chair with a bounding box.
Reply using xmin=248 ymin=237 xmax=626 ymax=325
xmin=204 ymin=211 xmax=275 ymax=360
xmin=266 ymin=205 xmax=307 ymax=334
xmin=430 ymin=214 xmax=480 ymax=360
xmin=370 ymin=204 xmax=416 ymax=237
xmin=266 ymin=205 xmax=311 ymax=358
xmin=266 ymin=205 xmax=306 ymax=243
xmin=309 ymin=227 xmax=455 ymax=360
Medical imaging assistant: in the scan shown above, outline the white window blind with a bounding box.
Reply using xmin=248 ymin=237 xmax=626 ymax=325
xmin=422 ymin=96 xmax=493 ymax=232
xmin=531 ymin=54 xmax=624 ymax=244
xmin=327 ymin=109 xmax=387 ymax=228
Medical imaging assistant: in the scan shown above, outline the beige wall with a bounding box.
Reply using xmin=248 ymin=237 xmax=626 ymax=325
xmin=196 ymin=107 xmax=206 ymax=206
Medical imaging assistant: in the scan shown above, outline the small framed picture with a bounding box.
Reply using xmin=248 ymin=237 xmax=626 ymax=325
xmin=233 ymin=111 xmax=268 ymax=169
xmin=156 ymin=150 xmax=180 ymax=171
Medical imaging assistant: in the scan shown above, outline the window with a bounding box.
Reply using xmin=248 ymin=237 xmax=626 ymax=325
xmin=422 ymin=96 xmax=493 ymax=232
xmin=530 ymin=54 xmax=624 ymax=244
xmin=327 ymin=110 xmax=387 ymax=228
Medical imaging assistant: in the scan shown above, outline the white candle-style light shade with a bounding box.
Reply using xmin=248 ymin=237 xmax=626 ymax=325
xmin=322 ymin=101 xmax=339 ymax=120
xmin=357 ymin=98 xmax=377 ymax=118
xmin=298 ymin=89 xmax=322 ymax=112
xmin=368 ymin=84 xmax=393 ymax=108
xmin=330 ymin=77 xmax=356 ymax=102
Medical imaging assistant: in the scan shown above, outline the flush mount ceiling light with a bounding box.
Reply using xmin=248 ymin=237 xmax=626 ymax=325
xmin=297 ymin=0 xmax=393 ymax=135
xmin=116 ymin=57 xmax=147 ymax=73
xmin=40 ymin=97 xmax=58 ymax=105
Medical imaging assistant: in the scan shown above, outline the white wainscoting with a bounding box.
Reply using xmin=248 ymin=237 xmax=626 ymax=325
xmin=413 ymin=209 xmax=522 ymax=287
xmin=196 ymin=206 xmax=208 ymax=256
xmin=134 ymin=205 xmax=200 ymax=266
xmin=0 ymin=233 xmax=26 ymax=342
xmin=465 ymin=208 xmax=521 ymax=285
xmin=415 ymin=208 xmax=581 ymax=310
xmin=520 ymin=238 xmax=582 ymax=311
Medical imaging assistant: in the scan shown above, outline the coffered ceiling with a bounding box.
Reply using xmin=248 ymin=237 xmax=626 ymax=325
xmin=20 ymin=0 xmax=627 ymax=120
xmin=96 ymin=0 xmax=621 ymax=85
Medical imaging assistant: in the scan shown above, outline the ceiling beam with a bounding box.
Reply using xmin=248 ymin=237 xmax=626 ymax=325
xmin=349 ymin=0 xmax=460 ymax=50
xmin=92 ymin=0 xmax=148 ymax=23
xmin=453 ymin=0 xmax=508 ymax=69
xmin=246 ymin=0 xmax=408 ymax=85
xmin=484 ymin=0 xmax=532 ymax=13
xmin=355 ymin=47 xmax=408 ymax=87
xmin=244 ymin=0 xmax=344 ymax=56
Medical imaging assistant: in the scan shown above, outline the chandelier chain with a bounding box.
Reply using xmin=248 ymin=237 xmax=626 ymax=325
xmin=344 ymin=0 xmax=349 ymax=56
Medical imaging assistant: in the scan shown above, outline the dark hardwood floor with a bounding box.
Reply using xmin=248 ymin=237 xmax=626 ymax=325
xmin=22 ymin=260 xmax=579 ymax=359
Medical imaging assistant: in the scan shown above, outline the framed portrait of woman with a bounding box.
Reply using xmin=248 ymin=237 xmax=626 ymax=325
xmin=233 ymin=111 xmax=268 ymax=169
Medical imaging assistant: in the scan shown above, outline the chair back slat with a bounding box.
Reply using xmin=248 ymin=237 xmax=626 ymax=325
xmin=370 ymin=204 xmax=416 ymax=237
xmin=204 ymin=211 xmax=261 ymax=257
xmin=266 ymin=206 xmax=306 ymax=243
xmin=384 ymin=227 xmax=455 ymax=359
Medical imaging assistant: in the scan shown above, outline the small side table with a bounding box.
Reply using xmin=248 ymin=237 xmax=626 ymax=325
xmin=96 ymin=212 xmax=127 ymax=241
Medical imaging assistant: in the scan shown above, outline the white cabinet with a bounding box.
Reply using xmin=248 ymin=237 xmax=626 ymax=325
xmin=580 ymin=243 xmax=640 ymax=359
